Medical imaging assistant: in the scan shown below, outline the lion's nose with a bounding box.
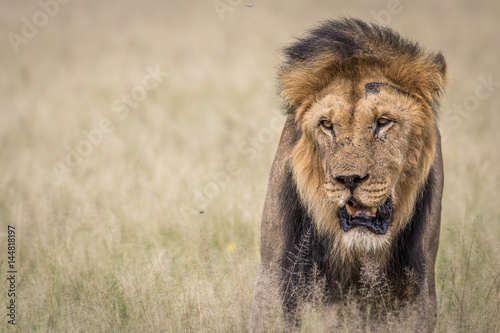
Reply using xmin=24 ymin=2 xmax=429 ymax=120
xmin=336 ymin=174 xmax=369 ymax=192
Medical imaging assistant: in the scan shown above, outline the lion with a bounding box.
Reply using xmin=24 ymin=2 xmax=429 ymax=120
xmin=251 ymin=18 xmax=447 ymax=331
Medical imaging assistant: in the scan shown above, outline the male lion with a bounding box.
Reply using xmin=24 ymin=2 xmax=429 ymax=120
xmin=251 ymin=19 xmax=447 ymax=331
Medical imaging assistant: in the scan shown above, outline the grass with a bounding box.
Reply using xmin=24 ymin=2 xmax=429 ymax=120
xmin=1 ymin=0 xmax=499 ymax=331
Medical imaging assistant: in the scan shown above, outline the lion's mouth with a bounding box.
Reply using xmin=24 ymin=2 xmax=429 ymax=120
xmin=339 ymin=197 xmax=393 ymax=235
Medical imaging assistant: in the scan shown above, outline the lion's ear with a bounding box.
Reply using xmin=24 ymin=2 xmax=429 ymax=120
xmin=278 ymin=57 xmax=337 ymax=114
xmin=433 ymin=52 xmax=447 ymax=78
xmin=387 ymin=51 xmax=448 ymax=105
xmin=433 ymin=52 xmax=449 ymax=98
xmin=422 ymin=51 xmax=448 ymax=102
xmin=433 ymin=52 xmax=448 ymax=98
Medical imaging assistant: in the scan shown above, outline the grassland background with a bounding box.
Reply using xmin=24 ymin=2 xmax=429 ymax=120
xmin=1 ymin=0 xmax=499 ymax=332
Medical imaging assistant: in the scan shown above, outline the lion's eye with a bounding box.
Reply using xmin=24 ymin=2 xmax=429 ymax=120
xmin=321 ymin=120 xmax=333 ymax=129
xmin=377 ymin=117 xmax=391 ymax=127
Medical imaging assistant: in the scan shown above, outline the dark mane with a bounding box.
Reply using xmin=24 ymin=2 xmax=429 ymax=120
xmin=278 ymin=18 xmax=447 ymax=114
xmin=283 ymin=18 xmax=420 ymax=64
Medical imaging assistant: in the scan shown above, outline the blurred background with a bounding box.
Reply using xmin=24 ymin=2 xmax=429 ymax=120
xmin=1 ymin=0 xmax=499 ymax=331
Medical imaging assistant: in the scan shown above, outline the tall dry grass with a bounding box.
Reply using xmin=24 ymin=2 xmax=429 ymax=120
xmin=1 ymin=0 xmax=499 ymax=332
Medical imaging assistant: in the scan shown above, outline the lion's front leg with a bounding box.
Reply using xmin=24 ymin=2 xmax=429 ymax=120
xmin=250 ymin=265 xmax=285 ymax=332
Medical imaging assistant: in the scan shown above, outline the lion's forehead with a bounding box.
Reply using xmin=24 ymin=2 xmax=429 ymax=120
xmin=312 ymin=78 xmax=411 ymax=122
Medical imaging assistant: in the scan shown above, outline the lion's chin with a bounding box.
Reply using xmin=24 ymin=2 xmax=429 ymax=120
xmin=339 ymin=197 xmax=393 ymax=235
xmin=341 ymin=227 xmax=392 ymax=254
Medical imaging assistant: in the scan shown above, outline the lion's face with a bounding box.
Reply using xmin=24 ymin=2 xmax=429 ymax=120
xmin=291 ymin=73 xmax=436 ymax=256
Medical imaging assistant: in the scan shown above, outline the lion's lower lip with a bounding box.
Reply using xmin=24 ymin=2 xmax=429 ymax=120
xmin=339 ymin=197 xmax=393 ymax=235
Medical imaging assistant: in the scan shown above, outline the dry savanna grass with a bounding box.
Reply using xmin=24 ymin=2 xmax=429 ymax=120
xmin=1 ymin=0 xmax=499 ymax=332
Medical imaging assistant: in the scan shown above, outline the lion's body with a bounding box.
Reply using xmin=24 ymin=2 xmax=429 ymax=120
xmin=251 ymin=19 xmax=447 ymax=331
